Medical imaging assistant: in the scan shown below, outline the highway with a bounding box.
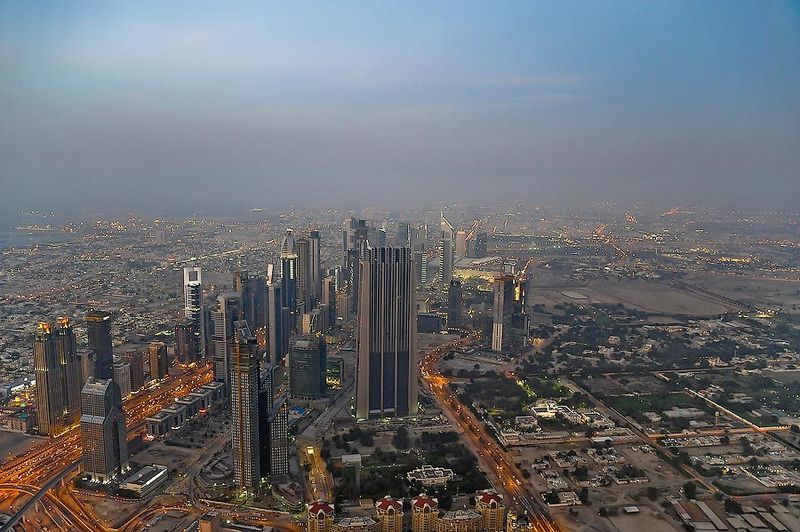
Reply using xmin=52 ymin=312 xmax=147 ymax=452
xmin=0 ymin=364 xmax=215 ymax=531
xmin=419 ymin=333 xmax=560 ymax=532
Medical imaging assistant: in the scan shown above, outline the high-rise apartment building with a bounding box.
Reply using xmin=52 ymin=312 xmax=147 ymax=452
xmin=230 ymin=321 xmax=260 ymax=490
xmin=289 ymin=336 xmax=327 ymax=399
xmin=355 ymin=247 xmax=417 ymax=419
xmin=148 ymin=341 xmax=169 ymax=380
xmin=183 ymin=266 xmax=206 ymax=358
xmin=475 ymin=490 xmax=506 ymax=531
xmin=80 ymin=378 xmax=129 ymax=483
xmin=375 ymin=496 xmax=404 ymax=532
xmin=410 ymin=494 xmax=438 ymax=532
xmin=86 ymin=310 xmax=113 ymax=379
xmin=308 ymin=501 xmax=335 ymax=532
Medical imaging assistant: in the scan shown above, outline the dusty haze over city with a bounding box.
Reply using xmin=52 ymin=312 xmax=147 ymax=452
xmin=1 ymin=2 xmax=799 ymax=220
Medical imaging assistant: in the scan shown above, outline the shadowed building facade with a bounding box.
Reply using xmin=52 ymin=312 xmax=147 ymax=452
xmin=86 ymin=310 xmax=113 ymax=379
xmin=80 ymin=377 xmax=129 ymax=482
xmin=355 ymin=247 xmax=417 ymax=419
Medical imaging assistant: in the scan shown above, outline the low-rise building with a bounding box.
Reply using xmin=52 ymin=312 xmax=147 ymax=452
xmin=407 ymin=465 xmax=454 ymax=487
xmin=118 ymin=464 xmax=169 ymax=498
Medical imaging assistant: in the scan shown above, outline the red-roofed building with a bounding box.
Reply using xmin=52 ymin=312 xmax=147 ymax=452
xmin=308 ymin=500 xmax=335 ymax=532
xmin=475 ymin=490 xmax=505 ymax=531
xmin=410 ymin=494 xmax=438 ymax=532
xmin=375 ymin=495 xmax=404 ymax=532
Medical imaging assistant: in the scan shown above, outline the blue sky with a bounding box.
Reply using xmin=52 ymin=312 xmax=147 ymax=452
xmin=1 ymin=1 xmax=798 ymax=214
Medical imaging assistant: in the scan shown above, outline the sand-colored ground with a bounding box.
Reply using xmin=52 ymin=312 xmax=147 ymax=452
xmin=534 ymin=279 xmax=735 ymax=316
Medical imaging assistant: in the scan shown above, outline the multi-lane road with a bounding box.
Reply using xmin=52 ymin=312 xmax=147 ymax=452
xmin=0 ymin=364 xmax=215 ymax=531
xmin=419 ymin=334 xmax=561 ymax=532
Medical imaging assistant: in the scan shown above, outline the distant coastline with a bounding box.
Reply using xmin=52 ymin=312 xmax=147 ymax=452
xmin=0 ymin=229 xmax=78 ymax=250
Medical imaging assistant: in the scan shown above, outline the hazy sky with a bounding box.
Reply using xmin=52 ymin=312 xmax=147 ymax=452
xmin=1 ymin=1 xmax=799 ymax=216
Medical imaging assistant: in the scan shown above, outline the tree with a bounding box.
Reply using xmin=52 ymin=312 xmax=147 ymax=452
xmin=683 ymin=481 xmax=697 ymax=499
xmin=578 ymin=487 xmax=590 ymax=503
xmin=393 ymin=426 xmax=411 ymax=450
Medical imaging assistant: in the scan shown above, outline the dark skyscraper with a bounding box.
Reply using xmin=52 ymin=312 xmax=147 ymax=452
xmin=80 ymin=377 xmax=129 ymax=483
xmin=230 ymin=321 xmax=260 ymax=490
xmin=183 ymin=266 xmax=206 ymax=358
xmin=123 ymin=350 xmax=145 ymax=392
xmin=289 ymin=335 xmax=327 ymax=399
xmin=86 ymin=310 xmax=113 ymax=380
xmin=260 ymin=394 xmax=289 ymax=478
xmin=175 ymin=318 xmax=198 ymax=363
xmin=280 ymin=230 xmax=299 ymax=331
xmin=447 ymin=279 xmax=463 ymax=329
xmin=55 ymin=317 xmax=82 ymax=424
xmin=148 ymin=341 xmax=169 ymax=380
xmin=308 ymin=230 xmax=322 ymax=307
xmin=296 ymin=236 xmax=310 ymax=314
xmin=355 ymin=247 xmax=418 ymax=419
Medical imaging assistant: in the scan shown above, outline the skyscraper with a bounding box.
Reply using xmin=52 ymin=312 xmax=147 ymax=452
xmin=355 ymin=247 xmax=418 ymax=419
xmin=230 ymin=321 xmax=260 ymax=490
xmin=33 ymin=319 xmax=81 ymax=436
xmin=183 ymin=266 xmax=206 ymax=358
xmin=289 ymin=336 xmax=327 ymax=399
xmin=321 ymin=275 xmax=337 ymax=328
xmin=412 ymin=244 xmax=428 ymax=286
xmin=280 ymin=230 xmax=299 ymax=331
xmin=80 ymin=378 xmax=129 ymax=483
xmin=439 ymin=214 xmax=455 ymax=285
xmin=264 ymin=395 xmax=289 ymax=477
xmin=455 ymin=229 xmax=467 ymax=260
xmin=266 ymin=266 xmax=289 ymax=366
xmin=113 ymin=361 xmax=132 ymax=398
xmin=447 ymin=279 xmax=463 ymax=329
xmin=342 ymin=217 xmax=368 ymax=315
xmin=491 ymin=275 xmax=515 ymax=352
xmin=175 ymin=318 xmax=198 ymax=363
xmin=123 ymin=350 xmax=145 ymax=392
xmin=309 ymin=230 xmax=322 ymax=307
xmin=148 ymin=341 xmax=169 ymax=380
xmin=297 ymin=236 xmax=310 ymax=314
xmin=211 ymin=292 xmax=242 ymax=384
xmin=86 ymin=310 xmax=113 ymax=379
xmin=34 ymin=322 xmax=64 ymax=436
xmin=55 ymin=317 xmax=82 ymax=424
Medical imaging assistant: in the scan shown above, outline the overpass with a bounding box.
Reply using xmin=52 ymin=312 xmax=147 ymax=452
xmin=0 ymin=459 xmax=80 ymax=532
